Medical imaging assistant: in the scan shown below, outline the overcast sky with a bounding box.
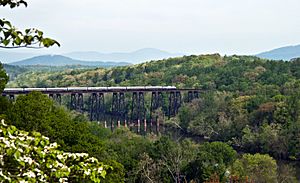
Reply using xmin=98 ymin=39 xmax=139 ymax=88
xmin=1 ymin=0 xmax=300 ymax=55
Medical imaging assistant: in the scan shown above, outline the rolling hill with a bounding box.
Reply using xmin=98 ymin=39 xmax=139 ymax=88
xmin=10 ymin=55 xmax=131 ymax=67
xmin=9 ymin=54 xmax=286 ymax=88
xmin=256 ymin=44 xmax=300 ymax=60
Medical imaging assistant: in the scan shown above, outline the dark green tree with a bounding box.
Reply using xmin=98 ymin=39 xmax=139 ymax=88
xmin=231 ymin=153 xmax=278 ymax=183
xmin=151 ymin=136 xmax=198 ymax=183
xmin=0 ymin=63 xmax=8 ymax=92
xmin=184 ymin=142 xmax=237 ymax=182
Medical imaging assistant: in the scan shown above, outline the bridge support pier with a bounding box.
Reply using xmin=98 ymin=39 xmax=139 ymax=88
xmin=70 ymin=93 xmax=84 ymax=111
xmin=77 ymin=93 xmax=84 ymax=112
xmin=90 ymin=92 xmax=106 ymax=122
xmin=70 ymin=93 xmax=77 ymax=110
xmin=9 ymin=95 xmax=15 ymax=102
xmin=150 ymin=91 xmax=164 ymax=133
xmin=188 ymin=91 xmax=199 ymax=102
xmin=168 ymin=91 xmax=175 ymax=119
xmin=131 ymin=92 xmax=145 ymax=133
xmin=119 ymin=92 xmax=126 ymax=126
xmin=168 ymin=91 xmax=182 ymax=119
xmin=110 ymin=92 xmax=126 ymax=130
xmin=50 ymin=94 xmax=61 ymax=105
xmin=194 ymin=91 xmax=199 ymax=99
xmin=90 ymin=93 xmax=98 ymax=121
xmin=150 ymin=92 xmax=158 ymax=124
xmin=55 ymin=94 xmax=62 ymax=105
xmin=97 ymin=93 xmax=105 ymax=122
xmin=111 ymin=92 xmax=118 ymax=130
xmin=175 ymin=91 xmax=182 ymax=114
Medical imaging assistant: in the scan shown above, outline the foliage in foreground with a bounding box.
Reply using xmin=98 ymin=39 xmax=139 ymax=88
xmin=0 ymin=0 xmax=59 ymax=49
xmin=0 ymin=120 xmax=110 ymax=182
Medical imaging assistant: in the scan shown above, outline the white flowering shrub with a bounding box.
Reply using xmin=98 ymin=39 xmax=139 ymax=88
xmin=0 ymin=119 xmax=111 ymax=182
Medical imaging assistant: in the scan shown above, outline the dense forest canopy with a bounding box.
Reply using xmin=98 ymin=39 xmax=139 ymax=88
xmin=2 ymin=54 xmax=300 ymax=182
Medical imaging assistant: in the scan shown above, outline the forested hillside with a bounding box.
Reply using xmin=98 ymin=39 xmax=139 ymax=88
xmin=7 ymin=54 xmax=300 ymax=159
xmin=3 ymin=54 xmax=300 ymax=182
xmin=8 ymin=53 xmax=300 ymax=92
xmin=3 ymin=64 xmax=28 ymax=81
xmin=4 ymin=64 xmax=104 ymax=85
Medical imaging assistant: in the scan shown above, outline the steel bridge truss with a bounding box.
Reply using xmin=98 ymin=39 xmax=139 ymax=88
xmin=2 ymin=89 xmax=201 ymax=133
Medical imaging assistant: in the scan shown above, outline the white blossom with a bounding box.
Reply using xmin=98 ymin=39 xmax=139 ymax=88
xmin=18 ymin=136 xmax=25 ymax=141
xmin=23 ymin=171 xmax=36 ymax=178
xmin=84 ymin=169 xmax=91 ymax=176
xmin=97 ymin=167 xmax=103 ymax=173
xmin=1 ymin=119 xmax=7 ymax=127
xmin=57 ymin=154 xmax=64 ymax=160
xmin=8 ymin=132 xmax=17 ymax=140
xmin=42 ymin=136 xmax=49 ymax=141
xmin=23 ymin=156 xmax=33 ymax=165
xmin=0 ymin=120 xmax=108 ymax=182
xmin=0 ymin=169 xmax=11 ymax=181
xmin=87 ymin=157 xmax=97 ymax=163
xmin=26 ymin=136 xmax=35 ymax=141
xmin=59 ymin=177 xmax=68 ymax=183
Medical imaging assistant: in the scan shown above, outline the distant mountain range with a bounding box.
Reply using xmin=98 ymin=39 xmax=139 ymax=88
xmin=0 ymin=48 xmax=182 ymax=64
xmin=256 ymin=45 xmax=300 ymax=60
xmin=10 ymin=55 xmax=130 ymax=67
xmin=2 ymin=46 xmax=300 ymax=65
xmin=64 ymin=48 xmax=182 ymax=63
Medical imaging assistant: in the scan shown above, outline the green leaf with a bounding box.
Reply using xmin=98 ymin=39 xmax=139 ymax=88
xmin=14 ymin=36 xmax=22 ymax=45
xmin=2 ymin=39 xmax=10 ymax=46
xmin=37 ymin=30 xmax=43 ymax=37
xmin=14 ymin=150 xmax=21 ymax=160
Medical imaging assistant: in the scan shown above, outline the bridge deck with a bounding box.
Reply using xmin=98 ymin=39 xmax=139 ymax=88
xmin=2 ymin=87 xmax=203 ymax=95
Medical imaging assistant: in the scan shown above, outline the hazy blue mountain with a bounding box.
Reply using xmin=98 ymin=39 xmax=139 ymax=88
xmin=0 ymin=51 xmax=38 ymax=63
xmin=257 ymin=45 xmax=300 ymax=60
xmin=64 ymin=48 xmax=183 ymax=63
xmin=10 ymin=55 xmax=131 ymax=67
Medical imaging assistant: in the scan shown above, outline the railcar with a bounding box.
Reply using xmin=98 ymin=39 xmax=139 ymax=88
xmin=145 ymin=86 xmax=163 ymax=90
xmin=67 ymin=87 xmax=88 ymax=91
xmin=24 ymin=88 xmax=47 ymax=92
xmin=3 ymin=88 xmax=24 ymax=92
xmin=107 ymin=87 xmax=127 ymax=90
xmin=163 ymin=86 xmax=176 ymax=89
xmin=126 ymin=86 xmax=146 ymax=90
xmin=87 ymin=87 xmax=108 ymax=91
xmin=46 ymin=88 xmax=68 ymax=91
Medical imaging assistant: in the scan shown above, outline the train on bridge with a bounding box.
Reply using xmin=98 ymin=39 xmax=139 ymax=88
xmin=3 ymin=86 xmax=177 ymax=94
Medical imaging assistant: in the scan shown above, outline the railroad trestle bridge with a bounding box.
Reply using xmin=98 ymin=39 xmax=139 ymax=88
xmin=2 ymin=86 xmax=203 ymax=133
